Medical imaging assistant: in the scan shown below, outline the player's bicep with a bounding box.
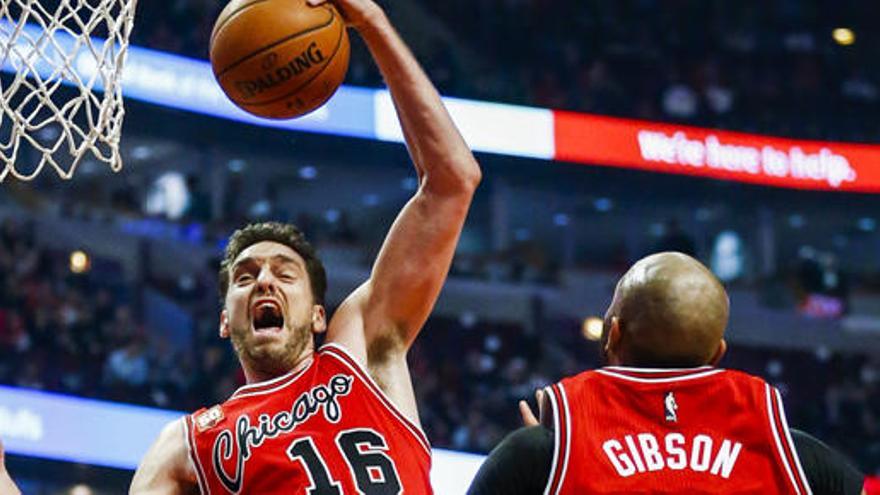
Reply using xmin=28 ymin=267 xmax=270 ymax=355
xmin=130 ymin=419 xmax=198 ymax=495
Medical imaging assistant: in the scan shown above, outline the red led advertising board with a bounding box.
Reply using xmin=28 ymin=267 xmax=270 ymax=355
xmin=554 ymin=112 xmax=880 ymax=193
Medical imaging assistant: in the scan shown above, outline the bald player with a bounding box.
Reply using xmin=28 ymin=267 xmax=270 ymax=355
xmin=469 ymin=252 xmax=866 ymax=495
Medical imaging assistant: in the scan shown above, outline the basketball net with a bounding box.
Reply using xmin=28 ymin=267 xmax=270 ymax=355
xmin=0 ymin=0 xmax=137 ymax=181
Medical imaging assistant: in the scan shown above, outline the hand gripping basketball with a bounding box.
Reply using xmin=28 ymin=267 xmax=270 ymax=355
xmin=305 ymin=0 xmax=384 ymax=30
xmin=210 ymin=0 xmax=352 ymax=119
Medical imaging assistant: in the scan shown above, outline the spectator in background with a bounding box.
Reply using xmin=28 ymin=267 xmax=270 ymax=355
xmin=819 ymin=253 xmax=848 ymax=301
xmin=710 ymin=230 xmax=747 ymax=282
xmin=797 ymin=248 xmax=849 ymax=318
xmin=661 ymin=73 xmax=700 ymax=120
xmin=797 ymin=247 xmax=823 ymax=291
xmin=184 ymin=175 xmax=211 ymax=223
xmin=103 ymin=335 xmax=150 ymax=401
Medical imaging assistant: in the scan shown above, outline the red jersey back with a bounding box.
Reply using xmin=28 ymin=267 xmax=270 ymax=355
xmin=184 ymin=343 xmax=432 ymax=494
xmin=543 ymin=366 xmax=812 ymax=495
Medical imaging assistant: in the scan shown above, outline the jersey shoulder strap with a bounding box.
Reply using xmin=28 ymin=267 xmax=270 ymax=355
xmin=763 ymin=383 xmax=813 ymax=494
xmin=542 ymin=381 xmax=571 ymax=495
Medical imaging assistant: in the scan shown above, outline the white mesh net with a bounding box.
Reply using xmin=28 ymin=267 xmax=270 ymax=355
xmin=0 ymin=0 xmax=137 ymax=181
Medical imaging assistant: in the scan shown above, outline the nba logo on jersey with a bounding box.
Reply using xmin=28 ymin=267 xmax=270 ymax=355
xmin=664 ymin=392 xmax=678 ymax=422
xmin=196 ymin=405 xmax=224 ymax=432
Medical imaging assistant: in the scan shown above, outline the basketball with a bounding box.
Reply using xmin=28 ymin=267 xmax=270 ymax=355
xmin=209 ymin=0 xmax=350 ymax=120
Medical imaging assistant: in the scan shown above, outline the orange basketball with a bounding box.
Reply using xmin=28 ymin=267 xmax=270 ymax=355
xmin=210 ymin=0 xmax=350 ymax=120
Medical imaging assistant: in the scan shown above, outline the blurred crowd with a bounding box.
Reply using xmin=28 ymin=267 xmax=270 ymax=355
xmin=0 ymin=218 xmax=876 ymax=477
xmin=134 ymin=0 xmax=880 ymax=142
xmin=427 ymin=0 xmax=880 ymax=142
xmin=0 ymin=219 xmax=194 ymax=408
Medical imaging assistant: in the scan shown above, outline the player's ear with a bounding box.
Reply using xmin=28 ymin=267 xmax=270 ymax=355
xmin=709 ymin=338 xmax=727 ymax=366
xmin=219 ymin=309 xmax=230 ymax=339
xmin=604 ymin=316 xmax=623 ymax=364
xmin=311 ymin=305 xmax=326 ymax=334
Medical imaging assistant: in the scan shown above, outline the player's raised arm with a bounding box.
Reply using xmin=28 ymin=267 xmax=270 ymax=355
xmin=0 ymin=438 xmax=22 ymax=495
xmin=319 ymin=0 xmax=481 ymax=354
xmin=130 ymin=419 xmax=198 ymax=495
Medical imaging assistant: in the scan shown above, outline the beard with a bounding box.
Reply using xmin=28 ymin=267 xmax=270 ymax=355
xmin=230 ymin=321 xmax=313 ymax=378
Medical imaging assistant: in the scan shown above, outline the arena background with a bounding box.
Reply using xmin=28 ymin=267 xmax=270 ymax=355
xmin=2 ymin=1 xmax=880 ymax=493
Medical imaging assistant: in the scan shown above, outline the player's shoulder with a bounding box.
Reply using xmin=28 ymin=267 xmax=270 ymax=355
xmin=699 ymin=368 xmax=780 ymax=410
xmin=317 ymin=341 xmax=372 ymax=377
xmin=718 ymin=367 xmax=768 ymax=384
xmin=551 ymin=368 xmax=607 ymax=394
xmin=714 ymin=367 xmax=776 ymax=393
xmin=131 ymin=418 xmax=197 ymax=492
xmin=557 ymin=368 xmax=600 ymax=384
xmin=156 ymin=417 xmax=188 ymax=448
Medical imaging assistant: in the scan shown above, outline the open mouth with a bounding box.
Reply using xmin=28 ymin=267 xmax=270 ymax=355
xmin=252 ymin=300 xmax=284 ymax=333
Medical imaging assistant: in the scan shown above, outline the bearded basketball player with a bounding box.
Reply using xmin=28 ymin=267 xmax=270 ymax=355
xmin=130 ymin=0 xmax=480 ymax=493
xmin=469 ymin=252 xmax=866 ymax=495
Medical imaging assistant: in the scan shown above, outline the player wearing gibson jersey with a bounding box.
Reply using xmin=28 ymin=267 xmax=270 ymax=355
xmin=129 ymin=0 xmax=481 ymax=493
xmin=469 ymin=252 xmax=866 ymax=495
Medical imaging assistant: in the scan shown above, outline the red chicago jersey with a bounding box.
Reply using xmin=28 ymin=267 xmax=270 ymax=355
xmin=184 ymin=343 xmax=432 ymax=494
xmin=543 ymin=366 xmax=812 ymax=495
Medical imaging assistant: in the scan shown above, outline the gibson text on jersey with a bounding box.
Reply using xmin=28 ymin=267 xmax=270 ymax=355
xmin=603 ymin=432 xmax=743 ymax=479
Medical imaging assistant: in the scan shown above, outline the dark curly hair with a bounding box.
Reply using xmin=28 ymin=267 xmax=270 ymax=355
xmin=219 ymin=222 xmax=327 ymax=305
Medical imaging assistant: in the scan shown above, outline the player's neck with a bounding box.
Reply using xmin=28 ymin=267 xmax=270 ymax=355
xmin=243 ymin=352 xmax=315 ymax=384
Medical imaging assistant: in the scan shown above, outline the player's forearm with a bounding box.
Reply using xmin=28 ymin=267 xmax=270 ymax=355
xmin=357 ymin=11 xmax=481 ymax=195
